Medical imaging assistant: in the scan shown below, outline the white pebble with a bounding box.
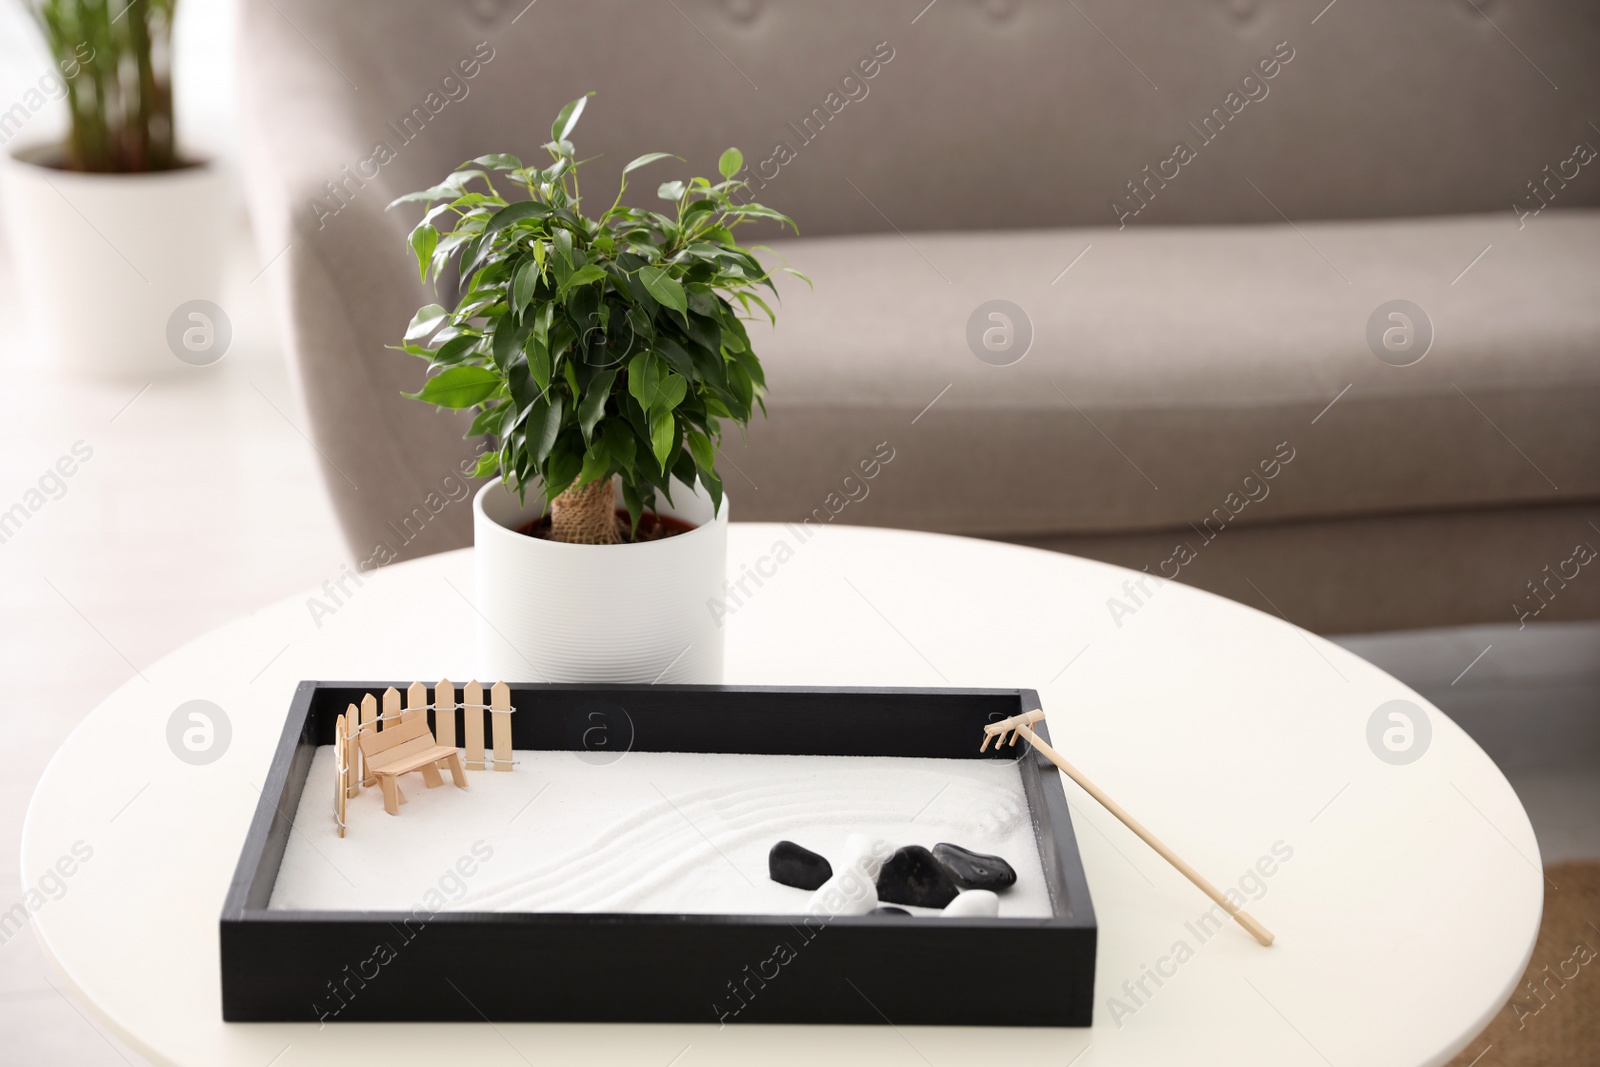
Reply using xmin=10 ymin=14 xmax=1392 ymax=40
xmin=806 ymin=864 xmax=879 ymax=917
xmin=843 ymin=832 xmax=896 ymax=881
xmin=942 ymin=890 xmax=999 ymax=917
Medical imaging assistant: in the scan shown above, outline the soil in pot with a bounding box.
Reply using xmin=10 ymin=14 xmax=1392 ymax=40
xmin=515 ymin=509 xmax=696 ymax=544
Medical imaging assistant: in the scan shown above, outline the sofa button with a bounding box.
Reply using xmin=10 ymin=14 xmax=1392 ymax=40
xmin=465 ymin=0 xmax=511 ymax=23
xmin=720 ymin=0 xmax=762 ymax=22
xmin=976 ymin=0 xmax=1020 ymax=21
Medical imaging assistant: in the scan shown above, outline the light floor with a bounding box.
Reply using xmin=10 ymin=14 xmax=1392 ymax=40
xmin=0 ymin=255 xmax=1594 ymax=1065
xmin=0 ymin=239 xmax=348 ymax=1063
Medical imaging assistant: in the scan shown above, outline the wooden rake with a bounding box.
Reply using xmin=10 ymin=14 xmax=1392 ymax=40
xmin=983 ymin=709 xmax=1275 ymax=947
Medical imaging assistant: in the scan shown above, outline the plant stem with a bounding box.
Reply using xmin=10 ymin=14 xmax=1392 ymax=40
xmin=29 ymin=0 xmax=180 ymax=172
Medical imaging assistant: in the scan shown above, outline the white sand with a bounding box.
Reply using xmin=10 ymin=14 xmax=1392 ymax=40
xmin=269 ymin=748 xmax=1053 ymax=918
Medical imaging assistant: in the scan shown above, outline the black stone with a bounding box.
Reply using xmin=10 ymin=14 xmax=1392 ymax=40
xmin=768 ymin=840 xmax=832 ymax=890
xmin=933 ymin=843 xmax=1017 ymax=890
xmin=875 ymin=845 xmax=959 ymax=908
xmin=873 ymin=906 xmax=911 ymax=917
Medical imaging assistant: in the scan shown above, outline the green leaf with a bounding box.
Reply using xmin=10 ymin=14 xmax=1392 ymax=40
xmin=650 ymin=409 xmax=675 ymax=469
xmin=681 ymin=199 xmax=717 ymax=224
xmin=637 ymin=265 xmax=688 ymax=314
xmin=621 ymin=478 xmax=647 ymax=531
xmin=579 ymin=439 xmax=612 ymax=486
xmin=524 ymin=303 xmax=556 ymax=391
xmin=700 ymin=465 xmax=724 ymax=515
xmin=627 ymin=351 xmax=663 ymax=409
xmin=543 ymin=457 xmax=580 ymax=508
xmin=723 ymin=203 xmax=798 ymax=232
xmin=603 ymin=418 xmax=637 ymax=467
xmin=730 ymin=343 xmax=766 ymax=389
xmin=403 ymin=365 xmax=501 ymax=408
xmin=491 ymin=317 xmax=531 ymax=372
xmin=653 ymin=372 xmax=688 ymax=413
xmin=622 ymin=152 xmax=679 ymax=177
xmin=512 ymin=259 xmax=539 ymax=312
xmin=686 ymin=429 xmax=715 ymax=472
xmin=471 ymin=402 xmax=506 ymax=437
xmin=410 ymin=224 xmax=438 ymax=282
xmin=657 ymin=180 xmax=686 ymax=203
xmin=562 ymin=263 xmax=608 ymax=293
xmin=718 ymin=148 xmax=743 ymax=180
xmin=552 ymin=227 xmax=574 ymax=265
xmin=472 ymin=153 xmax=523 ymax=171
xmin=578 ymin=369 xmax=615 ymax=442
xmin=430 ymin=335 xmax=478 ymax=368
xmin=652 ymin=334 xmax=696 ymax=380
xmin=525 ymin=330 xmax=551 ymax=394
xmin=684 ymin=311 xmax=721 ymax=356
xmin=524 ymin=394 xmax=563 ymax=466
xmin=740 ymin=290 xmax=777 ymax=325
xmin=405 ymin=304 xmax=449 ymax=340
xmin=671 ymin=448 xmax=698 ymax=490
xmin=551 ymin=93 xmax=592 ymax=144
xmin=386 ymin=170 xmax=486 ymax=208
xmin=484 ymin=200 xmax=554 ymax=235
xmin=472 ymin=451 xmax=500 ymax=478
xmin=506 ymin=353 xmax=537 ymax=411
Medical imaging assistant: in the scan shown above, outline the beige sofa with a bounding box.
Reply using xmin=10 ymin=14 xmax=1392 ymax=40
xmin=238 ymin=0 xmax=1600 ymax=633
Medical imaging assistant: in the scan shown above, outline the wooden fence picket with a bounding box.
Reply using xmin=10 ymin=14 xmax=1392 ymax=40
xmin=405 ymin=681 xmax=427 ymax=723
xmin=491 ymin=681 xmax=512 ymax=772
xmin=435 ymin=678 xmax=456 ymax=749
xmin=360 ymin=693 xmax=378 ymax=786
xmin=344 ymin=703 xmax=360 ymax=799
xmin=382 ymin=686 xmax=401 ymax=730
xmin=335 ymin=711 xmax=348 ymax=838
xmin=463 ymin=680 xmax=486 ymax=770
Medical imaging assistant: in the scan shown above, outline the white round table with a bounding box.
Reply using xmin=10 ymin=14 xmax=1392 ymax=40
xmin=23 ymin=525 xmax=1540 ymax=1067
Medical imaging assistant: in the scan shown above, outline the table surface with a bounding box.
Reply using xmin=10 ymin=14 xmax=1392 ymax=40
xmin=23 ymin=524 xmax=1541 ymax=1067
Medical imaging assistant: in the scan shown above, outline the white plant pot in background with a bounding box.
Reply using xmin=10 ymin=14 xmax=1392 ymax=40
xmin=0 ymin=143 xmax=232 ymax=378
xmin=473 ymin=479 xmax=729 ymax=684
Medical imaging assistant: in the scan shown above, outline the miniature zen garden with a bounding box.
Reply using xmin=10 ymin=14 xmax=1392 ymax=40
xmin=271 ymin=683 xmax=1050 ymax=920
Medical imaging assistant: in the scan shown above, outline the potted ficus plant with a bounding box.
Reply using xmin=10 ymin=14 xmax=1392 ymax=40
xmin=392 ymin=94 xmax=801 ymax=683
xmin=0 ymin=0 xmax=231 ymax=376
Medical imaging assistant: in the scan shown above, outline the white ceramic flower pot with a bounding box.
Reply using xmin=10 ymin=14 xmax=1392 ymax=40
xmin=473 ymin=479 xmax=728 ymax=684
xmin=0 ymin=143 xmax=232 ymax=378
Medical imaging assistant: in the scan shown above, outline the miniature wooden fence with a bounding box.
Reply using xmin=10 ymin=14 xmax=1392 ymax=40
xmin=334 ymin=679 xmax=514 ymax=837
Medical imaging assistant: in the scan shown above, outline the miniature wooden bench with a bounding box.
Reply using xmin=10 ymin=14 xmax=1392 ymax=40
xmin=357 ymin=716 xmax=467 ymax=816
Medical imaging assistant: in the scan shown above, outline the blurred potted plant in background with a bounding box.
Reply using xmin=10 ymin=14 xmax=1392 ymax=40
xmin=393 ymin=94 xmax=801 ymax=684
xmin=0 ymin=0 xmax=233 ymax=377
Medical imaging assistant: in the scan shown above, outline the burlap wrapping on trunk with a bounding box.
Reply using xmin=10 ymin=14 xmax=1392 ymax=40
xmin=549 ymin=479 xmax=622 ymax=545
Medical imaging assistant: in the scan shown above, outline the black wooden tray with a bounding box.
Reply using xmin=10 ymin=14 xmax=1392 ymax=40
xmin=220 ymin=682 xmax=1096 ymax=1026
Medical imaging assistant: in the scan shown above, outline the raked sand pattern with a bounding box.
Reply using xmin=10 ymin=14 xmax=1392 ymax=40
xmin=270 ymin=749 xmax=1054 ymax=918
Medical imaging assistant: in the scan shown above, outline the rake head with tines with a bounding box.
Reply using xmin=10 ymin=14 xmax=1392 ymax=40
xmin=978 ymin=703 xmax=1275 ymax=946
xmin=980 ymin=708 xmax=1047 ymax=751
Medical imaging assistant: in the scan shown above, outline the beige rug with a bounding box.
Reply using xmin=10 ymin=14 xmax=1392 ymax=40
xmin=1447 ymin=862 xmax=1600 ymax=1066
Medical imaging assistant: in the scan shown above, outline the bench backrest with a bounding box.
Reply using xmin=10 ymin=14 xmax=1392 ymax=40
xmin=359 ymin=716 xmax=437 ymax=768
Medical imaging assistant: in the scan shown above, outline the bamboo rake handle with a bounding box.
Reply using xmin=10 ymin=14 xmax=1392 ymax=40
xmin=1012 ymin=722 xmax=1275 ymax=947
